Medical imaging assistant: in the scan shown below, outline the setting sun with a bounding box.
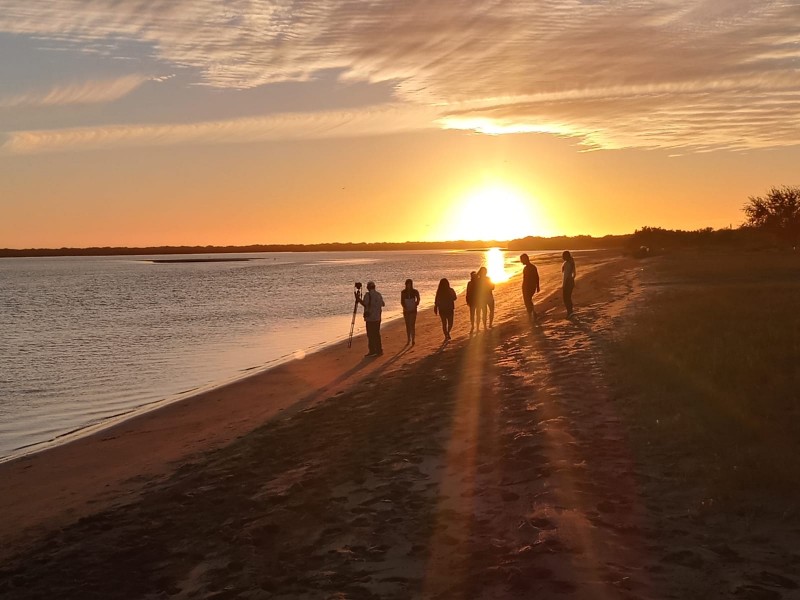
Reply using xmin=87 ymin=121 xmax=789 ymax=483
xmin=446 ymin=184 xmax=543 ymax=241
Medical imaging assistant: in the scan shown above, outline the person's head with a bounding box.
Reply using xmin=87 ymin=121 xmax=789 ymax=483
xmin=477 ymin=266 xmax=487 ymax=277
xmin=562 ymin=250 xmax=572 ymax=262
xmin=437 ymin=278 xmax=450 ymax=292
xmin=470 ymin=271 xmax=477 ymax=281
xmin=367 ymin=281 xmax=376 ymax=291
xmin=405 ymin=278 xmax=413 ymax=290
xmin=520 ymin=253 xmax=530 ymax=265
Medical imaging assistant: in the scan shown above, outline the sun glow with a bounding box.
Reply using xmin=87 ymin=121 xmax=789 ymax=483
xmin=485 ymin=247 xmax=511 ymax=283
xmin=447 ymin=184 xmax=540 ymax=241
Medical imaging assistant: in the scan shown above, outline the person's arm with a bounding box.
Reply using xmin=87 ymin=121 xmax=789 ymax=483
xmin=451 ymin=288 xmax=457 ymax=301
xmin=414 ymin=289 xmax=420 ymax=307
xmin=400 ymin=291 xmax=405 ymax=308
xmin=433 ymin=292 xmax=439 ymax=315
xmin=535 ymin=268 xmax=540 ymax=293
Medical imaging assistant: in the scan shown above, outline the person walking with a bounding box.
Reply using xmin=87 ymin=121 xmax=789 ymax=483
xmin=465 ymin=271 xmax=478 ymax=333
xmin=357 ymin=280 xmax=385 ymax=356
xmin=400 ymin=278 xmax=420 ymax=345
xmin=519 ymin=253 xmax=540 ymax=323
xmin=562 ymin=250 xmax=576 ymax=318
xmin=477 ymin=266 xmax=495 ymax=329
xmin=434 ymin=278 xmax=457 ymax=341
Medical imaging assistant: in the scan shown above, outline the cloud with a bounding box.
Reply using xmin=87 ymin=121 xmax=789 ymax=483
xmin=0 ymin=74 xmax=150 ymax=108
xmin=1 ymin=0 xmax=799 ymax=151
xmin=0 ymin=105 xmax=438 ymax=155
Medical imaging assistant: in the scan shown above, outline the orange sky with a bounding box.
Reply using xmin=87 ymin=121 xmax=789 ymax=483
xmin=1 ymin=2 xmax=799 ymax=248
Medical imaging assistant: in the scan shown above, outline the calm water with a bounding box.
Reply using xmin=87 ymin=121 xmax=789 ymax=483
xmin=0 ymin=249 xmax=530 ymax=459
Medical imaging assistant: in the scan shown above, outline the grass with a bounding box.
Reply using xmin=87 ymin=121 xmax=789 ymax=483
xmin=609 ymin=249 xmax=800 ymax=501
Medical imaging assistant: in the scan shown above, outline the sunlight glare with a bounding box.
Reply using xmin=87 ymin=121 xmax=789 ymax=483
xmin=485 ymin=248 xmax=509 ymax=283
xmin=449 ymin=184 xmax=537 ymax=241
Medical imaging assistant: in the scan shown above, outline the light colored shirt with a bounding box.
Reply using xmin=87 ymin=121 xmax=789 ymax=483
xmin=363 ymin=290 xmax=385 ymax=322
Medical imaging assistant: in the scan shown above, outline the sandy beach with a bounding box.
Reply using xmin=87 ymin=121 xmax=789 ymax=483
xmin=2 ymin=249 xmax=798 ymax=599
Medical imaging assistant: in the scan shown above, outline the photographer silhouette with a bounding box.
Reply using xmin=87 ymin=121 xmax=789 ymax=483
xmin=356 ymin=281 xmax=385 ymax=357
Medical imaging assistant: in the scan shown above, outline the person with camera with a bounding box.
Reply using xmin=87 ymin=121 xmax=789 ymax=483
xmin=357 ymin=280 xmax=385 ymax=356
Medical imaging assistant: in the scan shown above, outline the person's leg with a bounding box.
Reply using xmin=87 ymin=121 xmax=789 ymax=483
xmin=564 ymin=281 xmax=574 ymax=316
xmin=469 ymin=305 xmax=475 ymax=331
xmin=403 ymin=313 xmax=412 ymax=344
xmin=366 ymin=321 xmax=377 ymax=354
xmin=439 ymin=313 xmax=448 ymax=338
xmin=488 ymin=297 xmax=495 ymax=328
xmin=446 ymin=311 xmax=454 ymax=337
xmin=482 ymin=304 xmax=488 ymax=329
xmin=410 ymin=311 xmax=417 ymax=344
xmin=524 ymin=293 xmax=536 ymax=323
xmin=375 ymin=321 xmax=383 ymax=354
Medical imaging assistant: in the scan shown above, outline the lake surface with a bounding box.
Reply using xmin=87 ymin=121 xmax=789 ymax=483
xmin=0 ymin=249 xmax=538 ymax=459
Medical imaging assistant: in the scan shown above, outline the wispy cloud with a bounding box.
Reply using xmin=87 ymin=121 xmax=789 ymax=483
xmin=0 ymin=74 xmax=149 ymax=108
xmin=0 ymin=105 xmax=438 ymax=155
xmin=1 ymin=0 xmax=799 ymax=151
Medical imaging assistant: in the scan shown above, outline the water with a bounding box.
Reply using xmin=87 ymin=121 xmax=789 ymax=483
xmin=0 ymin=249 xmax=530 ymax=459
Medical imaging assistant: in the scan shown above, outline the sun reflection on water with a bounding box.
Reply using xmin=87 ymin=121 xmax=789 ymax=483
xmin=486 ymin=247 xmax=510 ymax=283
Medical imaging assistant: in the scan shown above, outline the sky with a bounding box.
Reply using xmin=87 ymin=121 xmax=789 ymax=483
xmin=1 ymin=0 xmax=799 ymax=247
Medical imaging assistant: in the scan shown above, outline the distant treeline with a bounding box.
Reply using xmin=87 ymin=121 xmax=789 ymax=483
xmin=628 ymin=226 xmax=779 ymax=251
xmin=0 ymin=227 xmax=787 ymax=258
xmin=0 ymin=240 xmax=509 ymax=258
xmin=508 ymin=234 xmax=629 ymax=251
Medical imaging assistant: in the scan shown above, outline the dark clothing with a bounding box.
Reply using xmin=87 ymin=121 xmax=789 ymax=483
xmin=522 ymin=262 xmax=540 ymax=319
xmin=435 ymin=286 xmax=457 ymax=338
xmin=439 ymin=309 xmax=454 ymax=335
xmin=434 ymin=287 xmax=457 ymax=313
xmin=522 ymin=263 xmax=539 ymax=293
xmin=465 ymin=280 xmax=476 ymax=306
xmin=403 ymin=311 xmax=417 ymax=340
xmin=523 ymin=291 xmax=536 ymax=315
xmin=366 ymin=320 xmax=382 ymax=355
xmin=563 ymin=279 xmax=574 ymax=315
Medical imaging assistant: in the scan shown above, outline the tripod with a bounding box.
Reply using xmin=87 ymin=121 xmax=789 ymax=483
xmin=348 ymin=287 xmax=362 ymax=348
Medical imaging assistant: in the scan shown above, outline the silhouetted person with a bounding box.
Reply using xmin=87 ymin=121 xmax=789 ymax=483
xmin=357 ymin=280 xmax=385 ymax=356
xmin=400 ymin=278 xmax=420 ymax=345
xmin=465 ymin=271 xmax=478 ymax=333
xmin=476 ymin=266 xmax=495 ymax=329
xmin=520 ymin=253 xmax=540 ymax=323
xmin=562 ymin=250 xmax=576 ymax=318
xmin=434 ymin=278 xmax=457 ymax=341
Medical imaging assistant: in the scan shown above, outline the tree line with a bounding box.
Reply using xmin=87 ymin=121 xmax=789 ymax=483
xmin=2 ymin=186 xmax=797 ymax=258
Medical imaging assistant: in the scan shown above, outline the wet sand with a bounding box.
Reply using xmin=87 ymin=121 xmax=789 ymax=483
xmin=3 ymin=249 xmax=794 ymax=599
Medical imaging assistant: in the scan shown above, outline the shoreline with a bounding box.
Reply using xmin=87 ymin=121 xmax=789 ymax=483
xmin=0 ymin=250 xmax=603 ymax=560
xmin=1 ymin=252 xmax=539 ymax=463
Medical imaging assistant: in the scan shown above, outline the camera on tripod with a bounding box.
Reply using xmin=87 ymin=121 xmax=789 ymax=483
xmin=348 ymin=282 xmax=364 ymax=348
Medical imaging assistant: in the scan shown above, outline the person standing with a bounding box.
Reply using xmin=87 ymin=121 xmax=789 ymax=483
xmin=562 ymin=250 xmax=576 ymax=318
xmin=519 ymin=253 xmax=540 ymax=323
xmin=357 ymin=280 xmax=385 ymax=356
xmin=400 ymin=278 xmax=420 ymax=345
xmin=465 ymin=271 xmax=478 ymax=333
xmin=477 ymin=266 xmax=495 ymax=329
xmin=434 ymin=278 xmax=457 ymax=341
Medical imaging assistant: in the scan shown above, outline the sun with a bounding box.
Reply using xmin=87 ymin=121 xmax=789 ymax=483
xmin=448 ymin=184 xmax=539 ymax=241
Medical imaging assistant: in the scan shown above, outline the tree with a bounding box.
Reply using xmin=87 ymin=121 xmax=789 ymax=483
xmin=743 ymin=186 xmax=800 ymax=247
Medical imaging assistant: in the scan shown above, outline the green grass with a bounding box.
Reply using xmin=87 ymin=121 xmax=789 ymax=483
xmin=610 ymin=250 xmax=800 ymax=499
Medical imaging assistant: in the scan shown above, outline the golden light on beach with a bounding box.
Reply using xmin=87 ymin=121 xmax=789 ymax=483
xmin=448 ymin=184 xmax=537 ymax=241
xmin=485 ymin=247 xmax=509 ymax=282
